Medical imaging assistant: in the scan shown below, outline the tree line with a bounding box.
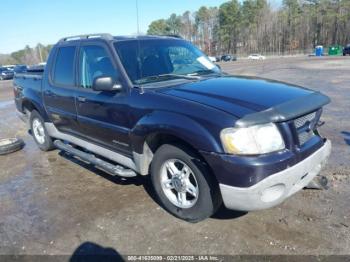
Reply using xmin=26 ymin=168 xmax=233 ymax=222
xmin=1 ymin=0 xmax=349 ymax=65
xmin=0 ymin=44 xmax=52 ymax=66
xmin=147 ymin=0 xmax=350 ymax=56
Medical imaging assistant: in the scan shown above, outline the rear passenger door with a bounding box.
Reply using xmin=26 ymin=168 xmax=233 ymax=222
xmin=75 ymin=42 xmax=132 ymax=156
xmin=43 ymin=44 xmax=79 ymax=135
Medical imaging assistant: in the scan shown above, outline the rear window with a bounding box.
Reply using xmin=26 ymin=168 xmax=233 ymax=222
xmin=53 ymin=46 xmax=76 ymax=86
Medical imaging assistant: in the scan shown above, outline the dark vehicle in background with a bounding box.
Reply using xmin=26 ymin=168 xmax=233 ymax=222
xmin=13 ymin=34 xmax=331 ymax=222
xmin=13 ymin=65 xmax=27 ymax=74
xmin=27 ymin=64 xmax=45 ymax=72
xmin=0 ymin=67 xmax=14 ymax=80
xmin=220 ymin=54 xmax=237 ymax=62
xmin=343 ymin=44 xmax=350 ymax=56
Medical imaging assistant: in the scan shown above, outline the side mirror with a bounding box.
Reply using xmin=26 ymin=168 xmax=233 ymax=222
xmin=92 ymin=76 xmax=122 ymax=92
xmin=216 ymin=64 xmax=221 ymax=70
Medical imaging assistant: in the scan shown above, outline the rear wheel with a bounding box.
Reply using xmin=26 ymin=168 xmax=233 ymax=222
xmin=30 ymin=110 xmax=55 ymax=151
xmin=151 ymin=144 xmax=221 ymax=222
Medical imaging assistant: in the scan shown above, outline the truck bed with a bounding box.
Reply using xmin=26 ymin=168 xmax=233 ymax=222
xmin=13 ymin=69 xmax=44 ymax=114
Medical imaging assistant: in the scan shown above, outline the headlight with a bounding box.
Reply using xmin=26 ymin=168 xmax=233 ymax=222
xmin=220 ymin=123 xmax=285 ymax=155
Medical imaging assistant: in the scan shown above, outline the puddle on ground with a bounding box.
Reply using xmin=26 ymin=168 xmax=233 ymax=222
xmin=0 ymin=100 xmax=14 ymax=109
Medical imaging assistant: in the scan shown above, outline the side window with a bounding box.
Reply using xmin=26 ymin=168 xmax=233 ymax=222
xmin=53 ymin=46 xmax=76 ymax=86
xmin=79 ymin=45 xmax=118 ymax=89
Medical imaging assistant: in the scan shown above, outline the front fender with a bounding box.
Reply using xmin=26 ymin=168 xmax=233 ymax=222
xmin=130 ymin=111 xmax=223 ymax=154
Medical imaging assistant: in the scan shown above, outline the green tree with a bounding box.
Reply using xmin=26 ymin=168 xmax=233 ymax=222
xmin=219 ymin=0 xmax=242 ymax=54
xmin=147 ymin=19 xmax=170 ymax=35
xmin=145 ymin=0 xmax=350 ymax=56
xmin=181 ymin=11 xmax=194 ymax=41
xmin=167 ymin=14 xmax=182 ymax=35
xmin=195 ymin=6 xmax=210 ymax=51
xmin=282 ymin=0 xmax=302 ymax=51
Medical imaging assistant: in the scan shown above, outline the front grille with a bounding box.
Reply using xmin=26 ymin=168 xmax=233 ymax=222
xmin=294 ymin=112 xmax=316 ymax=129
xmin=293 ymin=111 xmax=319 ymax=146
xmin=298 ymin=130 xmax=315 ymax=145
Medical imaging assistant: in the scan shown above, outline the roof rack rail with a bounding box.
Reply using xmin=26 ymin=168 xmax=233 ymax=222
xmin=58 ymin=33 xmax=113 ymax=43
xmin=163 ymin=34 xmax=183 ymax=39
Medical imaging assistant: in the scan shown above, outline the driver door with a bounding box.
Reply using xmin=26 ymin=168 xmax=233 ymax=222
xmin=75 ymin=42 xmax=132 ymax=156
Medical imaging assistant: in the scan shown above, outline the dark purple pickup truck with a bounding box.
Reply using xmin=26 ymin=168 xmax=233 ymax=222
xmin=13 ymin=34 xmax=331 ymax=222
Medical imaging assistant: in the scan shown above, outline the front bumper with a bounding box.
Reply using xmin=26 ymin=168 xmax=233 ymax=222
xmin=219 ymin=140 xmax=331 ymax=211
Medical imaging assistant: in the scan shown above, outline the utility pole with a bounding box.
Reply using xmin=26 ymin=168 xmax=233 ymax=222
xmin=38 ymin=44 xmax=43 ymax=63
xmin=136 ymin=0 xmax=140 ymax=35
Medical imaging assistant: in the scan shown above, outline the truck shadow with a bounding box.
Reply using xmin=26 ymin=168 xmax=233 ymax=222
xmin=59 ymin=151 xmax=247 ymax=221
xmin=70 ymin=241 xmax=123 ymax=262
xmin=341 ymin=131 xmax=350 ymax=146
xmin=211 ymin=206 xmax=247 ymax=220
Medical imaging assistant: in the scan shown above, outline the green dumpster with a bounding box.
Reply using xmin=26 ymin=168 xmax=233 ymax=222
xmin=328 ymin=45 xmax=343 ymax=56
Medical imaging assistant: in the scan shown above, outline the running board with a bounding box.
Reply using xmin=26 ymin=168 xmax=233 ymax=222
xmin=54 ymin=140 xmax=137 ymax=178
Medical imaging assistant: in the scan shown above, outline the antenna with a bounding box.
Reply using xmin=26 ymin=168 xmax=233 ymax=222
xmin=136 ymin=0 xmax=140 ymax=35
xmin=135 ymin=0 xmax=143 ymax=88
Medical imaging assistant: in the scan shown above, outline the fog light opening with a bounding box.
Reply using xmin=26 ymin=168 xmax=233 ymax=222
xmin=261 ymin=184 xmax=286 ymax=203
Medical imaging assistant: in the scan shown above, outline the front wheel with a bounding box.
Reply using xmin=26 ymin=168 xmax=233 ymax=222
xmin=30 ymin=110 xmax=55 ymax=151
xmin=151 ymin=144 xmax=222 ymax=222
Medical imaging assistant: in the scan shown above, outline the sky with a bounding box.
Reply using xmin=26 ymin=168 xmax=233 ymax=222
xmin=0 ymin=0 xmax=233 ymax=54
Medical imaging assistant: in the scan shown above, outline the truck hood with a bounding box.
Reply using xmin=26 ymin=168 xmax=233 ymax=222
xmin=157 ymin=76 xmax=330 ymax=126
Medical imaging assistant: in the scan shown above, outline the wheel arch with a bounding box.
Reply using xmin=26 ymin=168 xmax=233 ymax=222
xmin=22 ymin=99 xmax=38 ymax=112
xmin=130 ymin=111 xmax=223 ymax=176
xmin=22 ymin=98 xmax=50 ymax=122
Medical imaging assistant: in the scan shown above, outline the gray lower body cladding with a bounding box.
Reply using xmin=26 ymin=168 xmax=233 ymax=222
xmin=45 ymin=122 xmax=139 ymax=172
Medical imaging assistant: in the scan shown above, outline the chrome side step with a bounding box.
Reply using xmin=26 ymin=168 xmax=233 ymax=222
xmin=45 ymin=123 xmax=137 ymax=171
xmin=54 ymin=140 xmax=137 ymax=178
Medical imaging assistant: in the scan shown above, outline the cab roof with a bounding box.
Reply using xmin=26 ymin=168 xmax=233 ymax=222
xmin=57 ymin=33 xmax=182 ymax=44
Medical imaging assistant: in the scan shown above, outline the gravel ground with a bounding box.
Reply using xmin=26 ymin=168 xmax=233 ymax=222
xmin=0 ymin=56 xmax=349 ymax=257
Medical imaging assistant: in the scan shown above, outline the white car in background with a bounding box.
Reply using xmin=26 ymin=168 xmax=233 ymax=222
xmin=248 ymin=54 xmax=266 ymax=60
xmin=208 ymin=56 xmax=216 ymax=63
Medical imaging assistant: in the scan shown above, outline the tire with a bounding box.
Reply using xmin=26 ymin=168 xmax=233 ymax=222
xmin=151 ymin=144 xmax=222 ymax=222
xmin=0 ymin=138 xmax=25 ymax=155
xmin=30 ymin=110 xmax=55 ymax=151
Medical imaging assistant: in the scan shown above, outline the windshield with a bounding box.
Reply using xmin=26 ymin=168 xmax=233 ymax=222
xmin=114 ymin=39 xmax=220 ymax=85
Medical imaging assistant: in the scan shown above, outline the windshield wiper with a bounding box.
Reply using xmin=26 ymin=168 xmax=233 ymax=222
xmin=137 ymin=73 xmax=200 ymax=84
xmin=187 ymin=69 xmax=219 ymax=76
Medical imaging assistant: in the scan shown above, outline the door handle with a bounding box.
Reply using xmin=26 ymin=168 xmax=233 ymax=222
xmin=77 ymin=96 xmax=86 ymax=102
